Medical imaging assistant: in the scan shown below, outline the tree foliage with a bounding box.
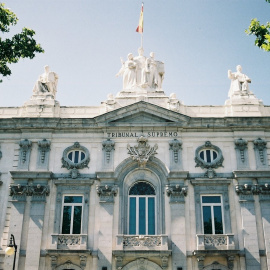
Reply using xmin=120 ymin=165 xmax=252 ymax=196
xmin=245 ymin=0 xmax=270 ymax=52
xmin=0 ymin=3 xmax=44 ymax=82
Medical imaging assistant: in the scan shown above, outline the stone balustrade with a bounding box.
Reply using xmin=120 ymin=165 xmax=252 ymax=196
xmin=116 ymin=235 xmax=168 ymax=250
xmin=51 ymin=234 xmax=87 ymax=250
xmin=196 ymin=234 xmax=235 ymax=250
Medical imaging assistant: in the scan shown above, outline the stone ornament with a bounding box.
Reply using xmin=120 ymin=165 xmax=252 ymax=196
xmin=166 ymin=185 xmax=188 ymax=203
xmin=96 ymin=184 xmax=118 ymax=203
xmin=167 ymin=93 xmax=181 ymax=112
xmin=195 ymin=141 xmax=224 ymax=178
xmin=116 ymin=48 xmax=165 ymax=91
xmin=58 ymin=235 xmax=80 ymax=246
xmin=228 ymin=65 xmax=252 ymax=98
xmin=127 ymin=136 xmax=158 ymax=167
xmin=235 ymin=183 xmax=270 ymax=195
xmin=169 ymin=139 xmax=182 ymax=163
xmin=19 ymin=139 xmax=32 ymax=163
xmin=102 ymin=139 xmax=115 ymax=164
xmin=9 ymin=184 xmax=50 ymax=196
xmin=33 ymin=65 xmax=58 ymax=98
xmin=235 ymin=138 xmax=248 ymax=162
xmin=253 ymin=138 xmax=267 ymax=164
xmin=123 ymin=235 xmax=161 ymax=247
xmin=38 ymin=139 xmax=51 ymax=163
xmin=61 ymin=142 xmax=90 ymax=179
xmin=204 ymin=235 xmax=227 ymax=247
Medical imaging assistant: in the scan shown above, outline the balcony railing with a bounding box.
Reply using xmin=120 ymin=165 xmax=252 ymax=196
xmin=51 ymin=234 xmax=87 ymax=250
xmin=196 ymin=234 xmax=235 ymax=250
xmin=116 ymin=235 xmax=168 ymax=250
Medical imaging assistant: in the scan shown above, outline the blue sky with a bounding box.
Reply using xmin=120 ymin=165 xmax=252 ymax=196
xmin=1 ymin=0 xmax=270 ymax=107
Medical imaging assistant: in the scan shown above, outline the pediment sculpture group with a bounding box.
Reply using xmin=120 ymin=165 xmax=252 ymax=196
xmin=116 ymin=47 xmax=165 ymax=91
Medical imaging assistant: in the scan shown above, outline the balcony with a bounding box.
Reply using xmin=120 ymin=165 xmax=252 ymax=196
xmin=196 ymin=234 xmax=235 ymax=250
xmin=51 ymin=234 xmax=87 ymax=250
xmin=116 ymin=235 xmax=169 ymax=251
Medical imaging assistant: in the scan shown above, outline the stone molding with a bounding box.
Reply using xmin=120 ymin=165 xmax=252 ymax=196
xmin=123 ymin=236 xmax=161 ymax=247
xmin=169 ymin=139 xmax=183 ymax=170
xmin=196 ymin=234 xmax=235 ymax=250
xmin=195 ymin=141 xmax=224 ymax=178
xmin=127 ymin=136 xmax=158 ymax=167
xmin=96 ymin=184 xmax=118 ymax=203
xmin=102 ymin=139 xmax=115 ymax=169
xmin=51 ymin=234 xmax=87 ymax=250
xmin=166 ymin=184 xmax=187 ymax=203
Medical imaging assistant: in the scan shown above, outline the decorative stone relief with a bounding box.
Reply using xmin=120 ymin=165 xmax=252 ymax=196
xmin=161 ymin=256 xmax=169 ymax=269
xmin=204 ymin=235 xmax=227 ymax=247
xmin=169 ymin=139 xmax=182 ymax=170
xmin=253 ymin=138 xmax=268 ymax=168
xmin=58 ymin=235 xmax=80 ymax=246
xmin=123 ymin=235 xmax=161 ymax=247
xmin=102 ymin=139 xmax=115 ymax=168
xmin=195 ymin=141 xmax=224 ymax=178
xmin=227 ymin=256 xmax=235 ymax=270
xmin=9 ymin=184 xmax=50 ymax=197
xmin=235 ymin=138 xmax=249 ymax=169
xmin=167 ymin=93 xmax=181 ymax=112
xmin=61 ymin=142 xmax=90 ymax=179
xmin=203 ymin=261 xmax=230 ymax=270
xmin=115 ymin=256 xmax=123 ymax=270
xmin=79 ymin=256 xmax=87 ymax=269
xmin=105 ymin=93 xmax=116 ymax=111
xmin=18 ymin=139 xmax=32 ymax=170
xmin=50 ymin=256 xmax=58 ymax=269
xmin=236 ymin=183 xmax=270 ymax=195
xmin=37 ymin=139 xmax=51 ymax=169
xmin=127 ymin=136 xmax=158 ymax=167
xmin=166 ymin=184 xmax=187 ymax=203
xmin=96 ymin=184 xmax=118 ymax=203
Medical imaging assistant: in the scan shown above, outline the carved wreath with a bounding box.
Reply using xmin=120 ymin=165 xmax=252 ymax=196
xmin=61 ymin=142 xmax=90 ymax=170
xmin=195 ymin=141 xmax=224 ymax=169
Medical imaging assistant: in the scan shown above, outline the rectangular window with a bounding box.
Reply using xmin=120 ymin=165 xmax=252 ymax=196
xmin=201 ymin=195 xmax=223 ymax=234
xmin=61 ymin=195 xmax=83 ymax=234
xmin=129 ymin=196 xmax=155 ymax=235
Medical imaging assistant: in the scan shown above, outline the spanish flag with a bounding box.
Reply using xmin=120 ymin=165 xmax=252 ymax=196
xmin=136 ymin=3 xmax=144 ymax=33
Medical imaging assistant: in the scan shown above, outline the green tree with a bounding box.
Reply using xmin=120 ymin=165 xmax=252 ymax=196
xmin=0 ymin=3 xmax=44 ymax=82
xmin=246 ymin=0 xmax=270 ymax=52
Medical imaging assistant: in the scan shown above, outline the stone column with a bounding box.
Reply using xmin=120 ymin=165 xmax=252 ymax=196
xmin=166 ymin=184 xmax=188 ymax=270
xmin=4 ymin=194 xmax=26 ymax=270
xmin=236 ymin=184 xmax=260 ymax=269
xmin=96 ymin=184 xmax=117 ymax=270
xmin=24 ymin=194 xmax=47 ymax=270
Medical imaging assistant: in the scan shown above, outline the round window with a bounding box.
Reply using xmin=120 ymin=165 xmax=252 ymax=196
xmin=199 ymin=149 xmax=218 ymax=163
xmin=67 ymin=150 xmax=86 ymax=164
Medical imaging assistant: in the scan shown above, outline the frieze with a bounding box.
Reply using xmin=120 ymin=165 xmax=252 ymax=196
xmin=127 ymin=136 xmax=158 ymax=167
xmin=107 ymin=131 xmax=178 ymax=138
xmin=58 ymin=235 xmax=80 ymax=246
xmin=123 ymin=235 xmax=161 ymax=247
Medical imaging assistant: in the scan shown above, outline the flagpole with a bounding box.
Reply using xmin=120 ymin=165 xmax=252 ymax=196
xmin=141 ymin=33 xmax=143 ymax=49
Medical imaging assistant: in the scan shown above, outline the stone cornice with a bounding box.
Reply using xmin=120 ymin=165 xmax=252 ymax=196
xmin=10 ymin=171 xmax=52 ymax=180
xmin=233 ymin=170 xmax=270 ymax=179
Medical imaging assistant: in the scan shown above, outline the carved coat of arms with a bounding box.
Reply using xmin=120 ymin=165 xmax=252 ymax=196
xmin=127 ymin=136 xmax=158 ymax=167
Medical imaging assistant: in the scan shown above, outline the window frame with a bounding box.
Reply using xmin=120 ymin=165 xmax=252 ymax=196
xmin=127 ymin=181 xmax=157 ymax=235
xmin=60 ymin=195 xmax=84 ymax=235
xmin=199 ymin=149 xmax=218 ymax=163
xmin=200 ymin=194 xmax=225 ymax=235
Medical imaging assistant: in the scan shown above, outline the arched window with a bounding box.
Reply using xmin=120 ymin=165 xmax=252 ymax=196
xmin=128 ymin=181 xmax=156 ymax=235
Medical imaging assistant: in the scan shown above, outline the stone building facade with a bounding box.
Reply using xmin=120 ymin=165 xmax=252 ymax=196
xmin=0 ymin=60 xmax=270 ymax=270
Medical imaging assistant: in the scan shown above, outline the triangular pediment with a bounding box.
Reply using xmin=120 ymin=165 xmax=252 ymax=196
xmin=95 ymin=101 xmax=190 ymax=127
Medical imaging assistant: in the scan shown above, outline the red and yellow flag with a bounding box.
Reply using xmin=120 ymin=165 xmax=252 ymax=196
xmin=136 ymin=3 xmax=144 ymax=33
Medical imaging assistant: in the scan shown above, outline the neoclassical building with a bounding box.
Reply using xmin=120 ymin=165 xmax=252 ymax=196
xmin=0 ymin=55 xmax=270 ymax=270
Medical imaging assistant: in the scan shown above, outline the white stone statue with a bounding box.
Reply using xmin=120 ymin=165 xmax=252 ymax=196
xmin=33 ymin=65 xmax=58 ymax=98
xmin=228 ymin=65 xmax=251 ymax=98
xmin=116 ymin=53 xmax=137 ymax=89
xmin=134 ymin=47 xmax=146 ymax=86
xmin=142 ymin=52 xmax=164 ymax=90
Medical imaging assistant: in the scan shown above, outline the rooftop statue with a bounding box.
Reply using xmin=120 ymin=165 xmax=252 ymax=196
xmin=116 ymin=49 xmax=165 ymax=91
xmin=228 ymin=65 xmax=251 ymax=98
xmin=33 ymin=65 xmax=59 ymax=98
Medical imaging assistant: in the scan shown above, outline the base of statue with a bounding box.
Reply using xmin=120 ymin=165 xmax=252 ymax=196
xmin=22 ymin=94 xmax=60 ymax=117
xmin=225 ymin=91 xmax=264 ymax=116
